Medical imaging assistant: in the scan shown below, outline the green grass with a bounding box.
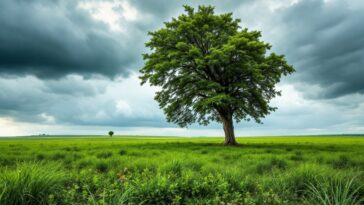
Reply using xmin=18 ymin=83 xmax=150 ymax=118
xmin=0 ymin=163 xmax=65 ymax=205
xmin=0 ymin=136 xmax=363 ymax=204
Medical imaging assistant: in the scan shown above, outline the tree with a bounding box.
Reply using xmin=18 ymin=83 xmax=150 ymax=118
xmin=140 ymin=5 xmax=294 ymax=145
xmin=108 ymin=131 xmax=114 ymax=137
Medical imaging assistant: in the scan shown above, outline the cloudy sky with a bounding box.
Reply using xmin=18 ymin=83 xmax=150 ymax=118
xmin=0 ymin=0 xmax=363 ymax=136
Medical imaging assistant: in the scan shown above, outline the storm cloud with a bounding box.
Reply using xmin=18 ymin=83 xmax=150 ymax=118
xmin=0 ymin=0 xmax=139 ymax=78
xmin=270 ymin=0 xmax=364 ymax=98
xmin=0 ymin=74 xmax=166 ymax=126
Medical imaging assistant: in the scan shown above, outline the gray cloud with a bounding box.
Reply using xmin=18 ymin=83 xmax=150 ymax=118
xmin=1 ymin=0 xmax=362 ymax=93
xmin=271 ymin=0 xmax=364 ymax=98
xmin=0 ymin=0 xmax=138 ymax=78
xmin=0 ymin=74 xmax=167 ymax=126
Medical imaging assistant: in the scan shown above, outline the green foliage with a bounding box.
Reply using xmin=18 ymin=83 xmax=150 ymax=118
xmin=0 ymin=136 xmax=363 ymax=204
xmin=0 ymin=163 xmax=64 ymax=205
xmin=126 ymin=170 xmax=243 ymax=204
xmin=108 ymin=131 xmax=114 ymax=137
xmin=140 ymin=5 xmax=294 ymax=129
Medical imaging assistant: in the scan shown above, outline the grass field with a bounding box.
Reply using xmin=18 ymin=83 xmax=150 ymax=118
xmin=0 ymin=136 xmax=363 ymax=204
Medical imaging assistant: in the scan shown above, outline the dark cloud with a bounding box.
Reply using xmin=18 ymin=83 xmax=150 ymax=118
xmin=0 ymin=74 xmax=167 ymax=126
xmin=1 ymin=0 xmax=362 ymax=94
xmin=130 ymin=0 xmax=248 ymax=18
xmin=42 ymin=75 xmax=108 ymax=97
xmin=272 ymin=0 xmax=364 ymax=98
xmin=0 ymin=0 xmax=138 ymax=78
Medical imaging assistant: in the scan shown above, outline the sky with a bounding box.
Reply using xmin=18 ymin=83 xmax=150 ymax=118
xmin=0 ymin=0 xmax=364 ymax=136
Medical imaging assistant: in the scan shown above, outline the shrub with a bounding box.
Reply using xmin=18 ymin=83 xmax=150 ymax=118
xmin=0 ymin=163 xmax=64 ymax=205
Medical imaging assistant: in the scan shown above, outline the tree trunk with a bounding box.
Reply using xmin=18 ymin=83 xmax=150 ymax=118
xmin=221 ymin=114 xmax=238 ymax=146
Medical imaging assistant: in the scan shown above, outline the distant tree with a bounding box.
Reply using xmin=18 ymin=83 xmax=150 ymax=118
xmin=140 ymin=5 xmax=294 ymax=145
xmin=108 ymin=131 xmax=114 ymax=137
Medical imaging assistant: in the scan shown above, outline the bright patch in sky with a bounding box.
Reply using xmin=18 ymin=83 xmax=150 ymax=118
xmin=78 ymin=1 xmax=138 ymax=32
xmin=39 ymin=113 xmax=56 ymax=124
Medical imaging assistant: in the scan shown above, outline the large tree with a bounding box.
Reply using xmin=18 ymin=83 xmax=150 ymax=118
xmin=140 ymin=5 xmax=294 ymax=145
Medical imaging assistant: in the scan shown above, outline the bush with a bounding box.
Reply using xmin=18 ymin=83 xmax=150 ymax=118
xmin=0 ymin=163 xmax=64 ymax=205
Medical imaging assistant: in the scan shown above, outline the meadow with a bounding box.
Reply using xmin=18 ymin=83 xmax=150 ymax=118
xmin=0 ymin=136 xmax=363 ymax=205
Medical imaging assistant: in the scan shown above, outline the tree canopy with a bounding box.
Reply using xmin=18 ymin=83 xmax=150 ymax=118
xmin=108 ymin=131 xmax=114 ymax=137
xmin=140 ymin=5 xmax=294 ymax=145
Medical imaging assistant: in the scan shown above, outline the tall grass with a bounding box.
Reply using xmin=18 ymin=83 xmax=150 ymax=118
xmin=305 ymin=175 xmax=364 ymax=205
xmin=0 ymin=136 xmax=363 ymax=204
xmin=0 ymin=163 xmax=65 ymax=205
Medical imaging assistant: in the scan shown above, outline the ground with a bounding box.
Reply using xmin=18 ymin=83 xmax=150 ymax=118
xmin=0 ymin=136 xmax=363 ymax=204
